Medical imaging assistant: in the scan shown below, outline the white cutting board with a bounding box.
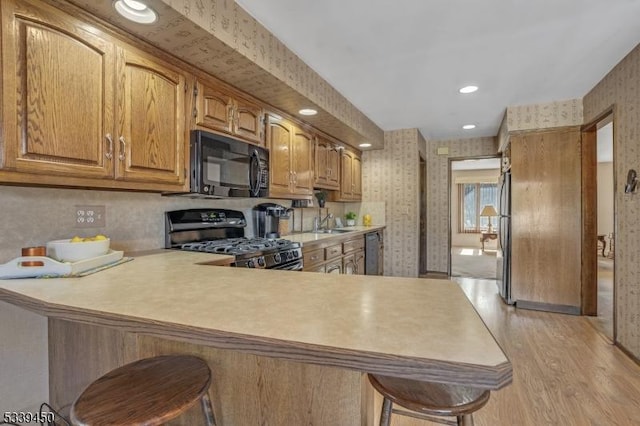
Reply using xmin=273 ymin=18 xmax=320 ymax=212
xmin=0 ymin=250 xmax=124 ymax=279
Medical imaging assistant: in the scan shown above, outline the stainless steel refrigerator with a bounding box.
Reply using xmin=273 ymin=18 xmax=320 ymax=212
xmin=496 ymin=170 xmax=514 ymax=304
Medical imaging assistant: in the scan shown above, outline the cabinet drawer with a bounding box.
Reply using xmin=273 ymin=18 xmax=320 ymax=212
xmin=343 ymin=237 xmax=364 ymax=253
xmin=303 ymin=248 xmax=325 ymax=267
xmin=325 ymin=244 xmax=343 ymax=260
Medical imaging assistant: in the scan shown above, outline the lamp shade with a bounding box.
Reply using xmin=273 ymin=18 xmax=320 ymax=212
xmin=480 ymin=205 xmax=498 ymax=217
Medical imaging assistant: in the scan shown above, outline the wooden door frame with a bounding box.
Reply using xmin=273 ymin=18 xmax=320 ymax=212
xmin=581 ymin=107 xmax=615 ymax=340
xmin=419 ymin=154 xmax=427 ymax=274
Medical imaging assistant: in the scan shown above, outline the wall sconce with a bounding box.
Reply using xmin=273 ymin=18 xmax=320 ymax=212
xmin=624 ymin=169 xmax=637 ymax=193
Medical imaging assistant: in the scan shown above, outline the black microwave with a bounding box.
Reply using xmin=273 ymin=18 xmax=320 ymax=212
xmin=189 ymin=130 xmax=269 ymax=198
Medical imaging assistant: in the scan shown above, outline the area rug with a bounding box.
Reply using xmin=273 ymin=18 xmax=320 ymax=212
xmin=451 ymin=248 xmax=497 ymax=280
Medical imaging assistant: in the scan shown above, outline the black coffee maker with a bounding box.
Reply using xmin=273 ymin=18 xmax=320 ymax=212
xmin=253 ymin=203 xmax=293 ymax=238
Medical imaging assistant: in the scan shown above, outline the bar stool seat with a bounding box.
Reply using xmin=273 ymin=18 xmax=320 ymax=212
xmin=368 ymin=374 xmax=490 ymax=426
xmin=71 ymin=355 xmax=216 ymax=426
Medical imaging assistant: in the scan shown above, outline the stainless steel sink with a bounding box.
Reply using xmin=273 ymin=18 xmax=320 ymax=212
xmin=314 ymin=229 xmax=352 ymax=234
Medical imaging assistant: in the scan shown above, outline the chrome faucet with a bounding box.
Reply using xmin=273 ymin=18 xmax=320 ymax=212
xmin=313 ymin=212 xmax=334 ymax=231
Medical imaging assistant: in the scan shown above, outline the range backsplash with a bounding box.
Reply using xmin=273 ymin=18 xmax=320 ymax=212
xmin=0 ymin=185 xmax=348 ymax=263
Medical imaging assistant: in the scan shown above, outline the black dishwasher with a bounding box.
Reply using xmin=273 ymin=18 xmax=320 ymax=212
xmin=365 ymin=231 xmax=383 ymax=275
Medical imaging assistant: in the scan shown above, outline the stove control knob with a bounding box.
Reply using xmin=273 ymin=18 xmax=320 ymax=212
xmin=247 ymin=259 xmax=255 ymax=268
xmin=274 ymin=253 xmax=282 ymax=263
xmin=257 ymin=257 xmax=266 ymax=267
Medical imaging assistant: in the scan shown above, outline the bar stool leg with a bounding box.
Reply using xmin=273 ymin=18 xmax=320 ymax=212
xmin=201 ymin=392 xmax=217 ymax=426
xmin=457 ymin=414 xmax=474 ymax=426
xmin=379 ymin=397 xmax=392 ymax=426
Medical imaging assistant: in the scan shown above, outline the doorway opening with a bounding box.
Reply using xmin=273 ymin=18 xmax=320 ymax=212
xmin=583 ymin=112 xmax=615 ymax=341
xmin=448 ymin=157 xmax=501 ymax=280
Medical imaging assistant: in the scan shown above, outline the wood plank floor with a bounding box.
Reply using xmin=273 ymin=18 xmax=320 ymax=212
xmin=383 ymin=278 xmax=640 ymax=426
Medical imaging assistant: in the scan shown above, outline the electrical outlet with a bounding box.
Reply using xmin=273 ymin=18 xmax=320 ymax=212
xmin=75 ymin=205 xmax=106 ymax=228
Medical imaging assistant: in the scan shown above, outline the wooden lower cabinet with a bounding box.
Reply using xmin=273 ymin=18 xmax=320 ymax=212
xmin=302 ymin=235 xmax=366 ymax=275
xmin=325 ymin=259 xmax=343 ymax=274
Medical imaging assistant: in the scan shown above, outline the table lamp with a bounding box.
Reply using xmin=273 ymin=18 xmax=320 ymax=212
xmin=480 ymin=205 xmax=498 ymax=233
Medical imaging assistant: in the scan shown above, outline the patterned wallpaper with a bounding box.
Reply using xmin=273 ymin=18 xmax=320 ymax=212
xmin=584 ymin=42 xmax=640 ymax=359
xmin=507 ymin=98 xmax=583 ymax=131
xmin=63 ymin=0 xmax=383 ymax=148
xmin=362 ymin=129 xmax=421 ymax=277
xmin=425 ymin=137 xmax=498 ymax=273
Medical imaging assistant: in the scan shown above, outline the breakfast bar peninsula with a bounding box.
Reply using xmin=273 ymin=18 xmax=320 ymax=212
xmin=0 ymin=251 xmax=511 ymax=424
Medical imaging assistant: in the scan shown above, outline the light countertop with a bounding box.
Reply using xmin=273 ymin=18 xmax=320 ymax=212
xmin=0 ymin=250 xmax=511 ymax=389
xmin=286 ymin=225 xmax=385 ymax=244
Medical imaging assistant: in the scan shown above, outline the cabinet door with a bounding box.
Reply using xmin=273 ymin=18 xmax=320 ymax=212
xmin=233 ymin=98 xmax=263 ymax=145
xmin=354 ymin=249 xmax=365 ymax=275
xmin=340 ymin=151 xmax=354 ymax=199
xmin=325 ymin=259 xmax=343 ymax=274
xmin=352 ymin=153 xmax=362 ymax=199
xmin=343 ymin=254 xmax=356 ymax=275
xmin=115 ymin=46 xmax=186 ymax=186
xmin=1 ymin=0 xmax=114 ymax=178
xmin=326 ymin=146 xmax=341 ymax=189
xmin=291 ymin=127 xmax=313 ymax=195
xmin=314 ymin=138 xmax=329 ymax=186
xmin=195 ymin=81 xmax=233 ymax=134
xmin=266 ymin=117 xmax=293 ymax=196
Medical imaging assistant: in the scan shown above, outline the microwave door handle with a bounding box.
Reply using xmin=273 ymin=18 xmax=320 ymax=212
xmin=249 ymin=150 xmax=261 ymax=197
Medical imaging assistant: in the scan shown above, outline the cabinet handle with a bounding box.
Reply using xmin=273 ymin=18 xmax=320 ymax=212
xmin=105 ymin=134 xmax=113 ymax=160
xmin=293 ymin=171 xmax=297 ymax=184
xmin=118 ymin=136 xmax=126 ymax=161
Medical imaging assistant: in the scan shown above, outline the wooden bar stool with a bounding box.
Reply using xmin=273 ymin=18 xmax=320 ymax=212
xmin=70 ymin=355 xmax=216 ymax=426
xmin=368 ymin=374 xmax=490 ymax=426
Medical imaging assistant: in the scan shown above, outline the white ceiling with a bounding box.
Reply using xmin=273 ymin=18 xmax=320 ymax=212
xmin=236 ymin=0 xmax=640 ymax=141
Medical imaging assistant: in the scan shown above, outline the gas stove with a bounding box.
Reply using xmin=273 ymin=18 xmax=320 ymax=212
xmin=165 ymin=209 xmax=302 ymax=270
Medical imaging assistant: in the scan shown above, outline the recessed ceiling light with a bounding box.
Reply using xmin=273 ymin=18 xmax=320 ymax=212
xmin=298 ymin=108 xmax=317 ymax=116
xmin=459 ymin=85 xmax=478 ymax=94
xmin=114 ymin=0 xmax=158 ymax=24
xmin=359 ymin=143 xmax=372 ymax=148
xmin=462 ymin=124 xmax=476 ymax=130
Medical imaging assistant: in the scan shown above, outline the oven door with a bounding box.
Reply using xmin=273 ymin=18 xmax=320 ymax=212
xmin=271 ymin=259 xmax=303 ymax=271
xmin=191 ymin=131 xmax=268 ymax=197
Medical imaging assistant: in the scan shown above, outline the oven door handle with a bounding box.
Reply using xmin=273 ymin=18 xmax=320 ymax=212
xmin=276 ymin=262 xmax=303 ymax=271
xmin=249 ymin=150 xmax=262 ymax=197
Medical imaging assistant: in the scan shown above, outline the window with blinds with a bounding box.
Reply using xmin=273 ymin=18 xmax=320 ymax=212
xmin=458 ymin=183 xmax=498 ymax=233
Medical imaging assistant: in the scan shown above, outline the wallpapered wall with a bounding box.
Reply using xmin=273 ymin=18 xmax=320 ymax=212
xmin=583 ymin=42 xmax=640 ymax=359
xmin=425 ymin=137 xmax=498 ymax=273
xmin=65 ymin=0 xmax=383 ymax=147
xmin=507 ymin=99 xmax=584 ymax=131
xmin=362 ymin=129 xmax=421 ymax=277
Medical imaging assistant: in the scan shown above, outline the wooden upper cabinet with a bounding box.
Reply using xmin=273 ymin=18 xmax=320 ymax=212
xmin=291 ymin=128 xmax=314 ymax=195
xmin=334 ymin=149 xmax=362 ymax=201
xmin=352 ymin=154 xmax=362 ymax=198
xmin=314 ymin=137 xmax=340 ymax=190
xmin=267 ymin=118 xmax=292 ymax=195
xmin=1 ymin=0 xmax=114 ymax=178
xmin=194 ymin=81 xmax=263 ymax=145
xmin=266 ymin=115 xmax=313 ymax=199
xmin=115 ymin=46 xmax=186 ymax=185
xmin=0 ymin=0 xmax=189 ymax=191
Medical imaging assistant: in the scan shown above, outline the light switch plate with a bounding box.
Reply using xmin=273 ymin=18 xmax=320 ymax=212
xmin=437 ymin=146 xmax=449 ymax=155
